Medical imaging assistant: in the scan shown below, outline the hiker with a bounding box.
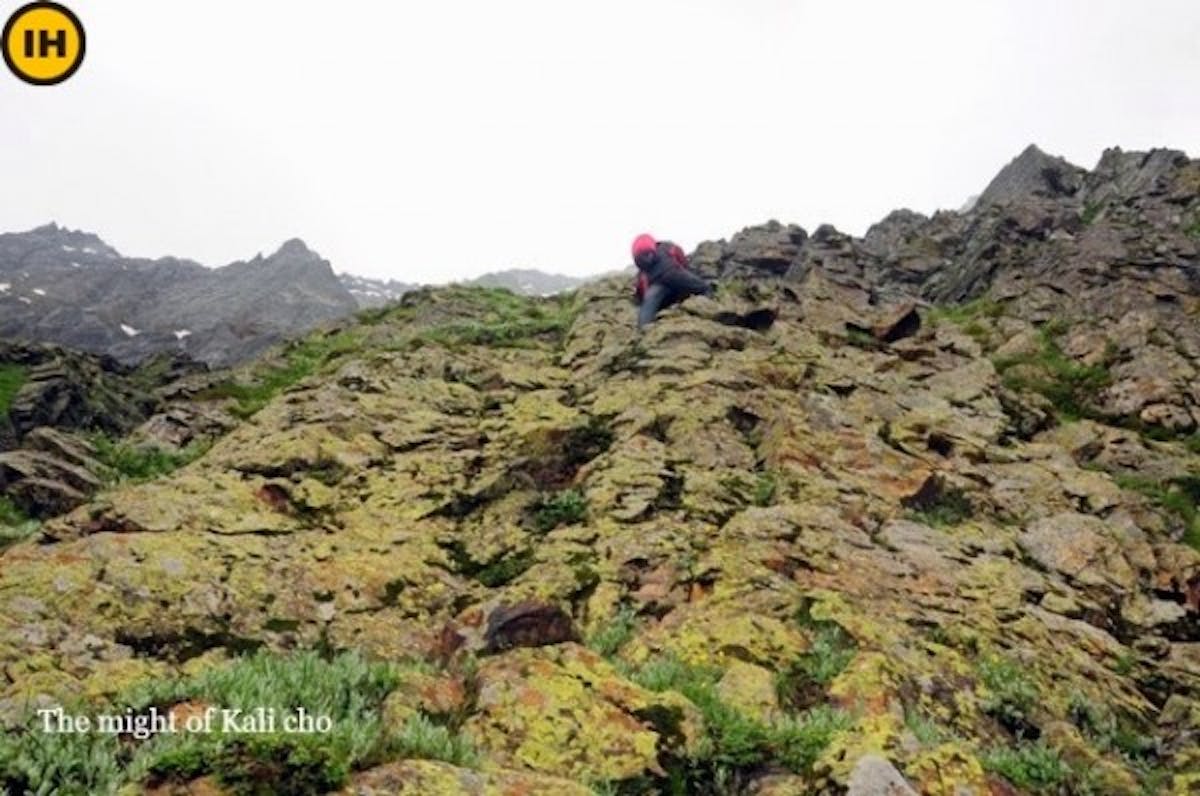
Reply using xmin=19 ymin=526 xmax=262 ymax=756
xmin=631 ymin=233 xmax=714 ymax=328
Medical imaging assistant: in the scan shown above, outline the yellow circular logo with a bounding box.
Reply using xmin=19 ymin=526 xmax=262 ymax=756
xmin=2 ymin=2 xmax=85 ymax=85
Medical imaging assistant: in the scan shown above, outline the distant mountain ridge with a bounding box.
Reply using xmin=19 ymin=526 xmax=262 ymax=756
xmin=338 ymin=268 xmax=595 ymax=308
xmin=0 ymin=223 xmax=609 ymax=363
xmin=0 ymin=224 xmax=357 ymax=367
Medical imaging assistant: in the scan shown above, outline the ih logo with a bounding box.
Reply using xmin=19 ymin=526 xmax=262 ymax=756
xmin=2 ymin=2 xmax=85 ymax=85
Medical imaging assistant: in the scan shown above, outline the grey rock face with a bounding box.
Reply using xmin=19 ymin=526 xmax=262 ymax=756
xmin=977 ymin=143 xmax=1088 ymax=206
xmin=0 ymin=225 xmax=358 ymax=367
xmin=692 ymin=143 xmax=1200 ymax=436
xmin=846 ymin=755 xmax=919 ymax=796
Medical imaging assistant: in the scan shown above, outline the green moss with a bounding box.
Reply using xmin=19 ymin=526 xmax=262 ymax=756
xmin=770 ymin=706 xmax=854 ymax=773
xmin=993 ymin=322 xmax=1113 ymax=421
xmin=475 ymin=548 xmax=535 ymax=588
xmin=905 ymin=487 xmax=974 ymax=529
xmin=981 ymin=742 xmax=1073 ymax=792
xmin=1067 ymin=692 xmax=1155 ymax=761
xmin=0 ymin=495 xmax=29 ymax=526
xmin=1112 ymin=651 xmax=1137 ymax=676
xmin=203 ymin=331 xmax=362 ymax=418
xmin=587 ymin=606 xmax=638 ymax=659
xmin=0 ymin=363 xmax=26 ymax=418
xmin=627 ymin=655 xmax=850 ymax=783
xmin=0 ymin=496 xmax=39 ymax=550
xmin=1081 ymin=201 xmax=1106 ymax=226
xmin=978 ymin=654 xmax=1039 ymax=735
xmin=1114 ymin=474 xmax=1200 ymax=551
xmin=405 ymin=288 xmax=581 ymax=351
xmin=530 ymin=488 xmax=588 ymax=533
xmin=752 ymin=472 xmax=778 ymax=507
xmin=904 ymin=708 xmax=948 ymax=746
xmin=927 ymin=296 xmax=1005 ymax=326
xmin=90 ymin=435 xmax=211 ymax=483
xmin=844 ymin=327 xmax=883 ymax=350
xmin=776 ymin=622 xmax=856 ymax=711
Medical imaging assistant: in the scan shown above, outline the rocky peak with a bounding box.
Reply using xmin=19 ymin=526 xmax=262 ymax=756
xmin=977 ymin=143 xmax=1088 ymax=206
xmin=0 ymin=222 xmax=120 ymax=258
xmin=273 ymin=237 xmax=319 ymax=260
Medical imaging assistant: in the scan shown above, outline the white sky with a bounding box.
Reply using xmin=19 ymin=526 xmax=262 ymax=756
xmin=1 ymin=1 xmax=1197 ymax=282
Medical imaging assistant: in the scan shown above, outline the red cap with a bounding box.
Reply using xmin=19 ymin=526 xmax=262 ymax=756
xmin=631 ymin=233 xmax=657 ymax=259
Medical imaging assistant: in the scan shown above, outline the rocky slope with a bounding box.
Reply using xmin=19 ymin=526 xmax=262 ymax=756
xmin=0 ymin=226 xmax=358 ymax=367
xmin=0 ymin=339 xmax=232 ymax=532
xmin=0 ymin=145 xmax=1198 ymax=795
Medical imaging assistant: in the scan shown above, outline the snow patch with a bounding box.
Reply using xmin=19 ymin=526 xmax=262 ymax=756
xmin=19 ymin=296 xmax=32 ymax=304
xmin=61 ymin=245 xmax=76 ymax=252
xmin=0 ymin=283 xmax=9 ymax=292
xmin=174 ymin=329 xmax=192 ymax=340
xmin=120 ymin=324 xmax=140 ymax=337
xmin=32 ymin=288 xmax=46 ymax=296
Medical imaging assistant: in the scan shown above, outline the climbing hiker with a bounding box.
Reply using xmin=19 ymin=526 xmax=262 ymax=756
xmin=631 ymin=233 xmax=714 ymax=329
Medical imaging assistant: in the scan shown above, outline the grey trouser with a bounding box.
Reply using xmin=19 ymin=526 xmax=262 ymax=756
xmin=637 ymin=268 xmax=712 ymax=328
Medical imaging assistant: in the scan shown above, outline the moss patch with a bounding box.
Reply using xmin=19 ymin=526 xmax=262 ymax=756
xmin=623 ymin=655 xmax=852 ymax=790
xmin=993 ymin=322 xmax=1113 ymax=420
xmin=981 ymin=742 xmax=1074 ymax=793
xmin=203 ymin=330 xmax=362 ymax=418
xmin=0 ymin=496 xmax=38 ymax=550
xmin=529 ymin=488 xmax=588 ymax=533
xmin=1114 ymin=474 xmax=1200 ymax=551
xmin=90 ymin=435 xmax=211 ymax=483
xmin=0 ymin=363 xmax=26 ymax=418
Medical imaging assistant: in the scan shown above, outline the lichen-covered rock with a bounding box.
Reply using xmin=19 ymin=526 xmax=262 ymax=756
xmin=463 ymin=643 xmax=701 ymax=782
xmin=4 ymin=164 xmax=1200 ymax=792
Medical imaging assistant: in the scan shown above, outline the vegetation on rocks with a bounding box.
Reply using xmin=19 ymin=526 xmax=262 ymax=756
xmin=90 ymin=434 xmax=211 ymax=483
xmin=0 ymin=362 xmax=26 ymax=418
xmin=0 ymin=496 xmax=37 ymax=549
xmin=529 ymin=488 xmax=588 ymax=533
xmin=980 ymin=742 xmax=1074 ymax=792
xmin=204 ymin=330 xmax=362 ymax=418
xmin=993 ymin=321 xmax=1114 ymax=421
xmin=620 ymin=655 xmax=853 ymax=791
xmin=4 ymin=148 xmax=1200 ymax=794
xmin=0 ymin=650 xmax=460 ymax=795
xmin=1114 ymin=473 xmax=1200 ymax=550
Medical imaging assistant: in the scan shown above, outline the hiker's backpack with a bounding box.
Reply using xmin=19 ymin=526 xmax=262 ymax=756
xmin=634 ymin=242 xmax=689 ymax=301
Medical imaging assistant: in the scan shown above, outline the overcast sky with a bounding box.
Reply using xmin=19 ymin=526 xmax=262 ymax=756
xmin=1 ymin=1 xmax=1197 ymax=282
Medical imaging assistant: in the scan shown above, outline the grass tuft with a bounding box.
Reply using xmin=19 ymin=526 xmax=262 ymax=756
xmin=587 ymin=606 xmax=638 ymax=658
xmin=0 ymin=496 xmax=39 ymax=550
xmin=203 ymin=331 xmax=361 ymax=419
xmin=993 ymin=322 xmax=1113 ymax=421
xmin=1 ymin=650 xmax=433 ymax=796
xmin=626 ymin=655 xmax=851 ymax=784
xmin=529 ymin=488 xmax=588 ymax=533
xmin=386 ymin=714 xmax=478 ymax=768
xmin=90 ymin=435 xmax=211 ymax=483
xmin=1114 ymin=474 xmax=1200 ymax=552
xmin=978 ymin=654 xmax=1039 ymax=736
xmin=981 ymin=742 xmax=1073 ymax=793
xmin=0 ymin=363 xmax=27 ymax=418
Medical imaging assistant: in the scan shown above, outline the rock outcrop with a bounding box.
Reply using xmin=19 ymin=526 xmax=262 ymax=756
xmin=1 ymin=145 xmax=1199 ymax=794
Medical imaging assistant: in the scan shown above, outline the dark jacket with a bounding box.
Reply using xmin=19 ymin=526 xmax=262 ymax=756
xmin=634 ymin=241 xmax=689 ymax=300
